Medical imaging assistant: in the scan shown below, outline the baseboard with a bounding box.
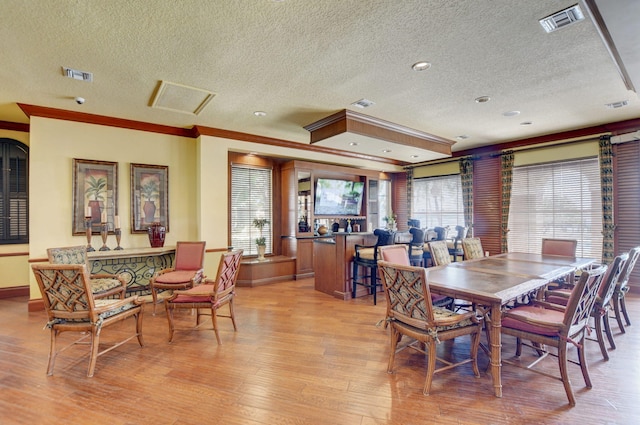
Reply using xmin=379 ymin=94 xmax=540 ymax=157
xmin=0 ymin=285 xmax=29 ymax=299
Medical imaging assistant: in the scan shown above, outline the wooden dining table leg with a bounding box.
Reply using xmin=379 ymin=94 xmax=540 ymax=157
xmin=490 ymin=302 xmax=503 ymax=397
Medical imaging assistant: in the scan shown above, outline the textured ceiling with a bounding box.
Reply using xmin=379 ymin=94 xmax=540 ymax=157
xmin=1 ymin=0 xmax=638 ymax=163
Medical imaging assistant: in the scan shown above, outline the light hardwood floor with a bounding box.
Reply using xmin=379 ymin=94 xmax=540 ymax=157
xmin=1 ymin=278 xmax=638 ymax=424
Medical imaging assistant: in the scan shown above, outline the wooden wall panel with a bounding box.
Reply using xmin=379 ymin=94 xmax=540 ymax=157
xmin=392 ymin=172 xmax=408 ymax=231
xmin=613 ymin=141 xmax=640 ymax=292
xmin=472 ymin=156 xmax=502 ymax=256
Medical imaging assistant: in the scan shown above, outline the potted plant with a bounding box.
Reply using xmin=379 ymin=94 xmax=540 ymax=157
xmin=140 ymin=179 xmax=160 ymax=224
xmin=383 ymin=212 xmax=397 ymax=231
xmin=84 ymin=176 xmax=107 ymax=224
xmin=253 ymin=218 xmax=269 ymax=261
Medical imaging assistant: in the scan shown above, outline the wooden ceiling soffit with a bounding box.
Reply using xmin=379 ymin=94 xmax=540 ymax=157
xmin=304 ymin=109 xmax=454 ymax=156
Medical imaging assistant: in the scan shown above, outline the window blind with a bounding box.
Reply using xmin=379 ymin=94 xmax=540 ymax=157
xmin=508 ymin=157 xmax=602 ymax=258
xmin=412 ymin=175 xmax=464 ymax=229
xmin=230 ymin=164 xmax=272 ymax=256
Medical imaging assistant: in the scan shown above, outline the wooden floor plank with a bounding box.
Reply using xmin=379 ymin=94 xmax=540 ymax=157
xmin=1 ymin=278 xmax=639 ymax=424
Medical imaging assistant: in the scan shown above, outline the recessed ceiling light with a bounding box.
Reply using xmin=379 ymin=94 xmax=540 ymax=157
xmin=350 ymin=142 xmax=359 ymax=146
xmin=410 ymin=155 xmax=419 ymax=159
xmin=253 ymin=111 xmax=267 ymax=116
xmin=382 ymin=149 xmax=391 ymax=153
xmin=411 ymin=61 xmax=431 ymax=71
xmin=475 ymin=96 xmax=491 ymax=103
xmin=503 ymin=110 xmax=521 ymax=117
xmin=520 ymin=121 xmax=533 ymax=126
xmin=456 ymin=135 xmax=470 ymax=140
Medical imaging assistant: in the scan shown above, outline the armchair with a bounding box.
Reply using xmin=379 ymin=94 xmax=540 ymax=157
xmin=377 ymin=260 xmax=482 ymax=395
xmin=165 ymin=250 xmax=243 ymax=344
xmin=501 ymin=265 xmax=607 ymax=406
xmin=150 ymin=241 xmax=206 ymax=313
xmin=31 ymin=263 xmax=144 ymax=377
xmin=47 ymin=245 xmax=126 ymax=299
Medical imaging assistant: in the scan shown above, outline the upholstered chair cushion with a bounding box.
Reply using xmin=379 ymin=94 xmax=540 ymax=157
xmin=462 ymin=238 xmax=485 ymax=260
xmin=501 ymin=306 xmax=564 ymax=336
xmin=89 ymin=277 xmax=126 ymax=294
xmin=48 ymin=245 xmax=87 ymax=265
xmin=154 ymin=270 xmax=202 ymax=284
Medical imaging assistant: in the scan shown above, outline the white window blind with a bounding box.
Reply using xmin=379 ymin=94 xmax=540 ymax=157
xmin=412 ymin=175 xmax=464 ymax=229
xmin=508 ymin=157 xmax=602 ymax=258
xmin=230 ymin=165 xmax=272 ymax=256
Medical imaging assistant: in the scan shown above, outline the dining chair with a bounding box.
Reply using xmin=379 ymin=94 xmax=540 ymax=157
xmin=501 ymin=264 xmax=607 ymax=406
xmin=612 ymin=246 xmax=640 ymax=333
xmin=408 ymin=227 xmax=426 ymax=266
xmin=379 ymin=245 xmax=454 ymax=310
xmin=164 ymin=250 xmax=243 ymax=344
xmin=377 ymin=260 xmax=483 ymax=395
xmin=150 ymin=241 xmax=206 ymax=313
xmin=31 ymin=263 xmax=145 ymax=377
xmin=352 ymin=228 xmax=394 ymax=305
xmin=546 ymin=253 xmax=627 ymax=360
xmin=541 ymin=238 xmax=578 ymax=289
xmin=461 ymin=237 xmax=485 ymax=260
xmin=47 ymin=245 xmax=126 ymax=299
xmin=427 ymin=240 xmax=452 ymax=266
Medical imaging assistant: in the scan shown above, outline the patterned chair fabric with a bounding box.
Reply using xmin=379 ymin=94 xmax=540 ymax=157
xmin=428 ymin=240 xmax=452 ymax=266
xmin=461 ymin=237 xmax=485 ymax=260
xmin=501 ymin=265 xmax=607 ymax=406
xmin=31 ymin=263 xmax=145 ymax=377
xmin=377 ymin=260 xmax=482 ymax=395
xmin=47 ymin=245 xmax=126 ymax=299
xmin=165 ymin=250 xmax=243 ymax=344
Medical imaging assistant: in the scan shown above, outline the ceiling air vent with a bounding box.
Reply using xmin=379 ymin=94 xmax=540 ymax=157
xmin=351 ymin=98 xmax=375 ymax=108
xmin=539 ymin=4 xmax=584 ymax=33
xmin=605 ymin=100 xmax=629 ymax=109
xmin=62 ymin=66 xmax=93 ymax=82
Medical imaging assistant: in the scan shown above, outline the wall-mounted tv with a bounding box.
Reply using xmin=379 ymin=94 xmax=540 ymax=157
xmin=314 ymin=178 xmax=364 ymax=216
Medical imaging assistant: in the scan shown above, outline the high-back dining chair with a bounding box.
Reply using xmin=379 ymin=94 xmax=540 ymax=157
xmin=164 ymin=250 xmax=243 ymax=344
xmin=150 ymin=241 xmax=206 ymax=313
xmin=47 ymin=245 xmax=126 ymax=299
xmin=31 ymin=263 xmax=145 ymax=377
xmin=352 ymin=229 xmax=395 ymax=305
xmin=542 ymin=238 xmax=578 ymax=288
xmin=379 ymin=245 xmax=454 ymax=310
xmin=546 ymin=254 xmax=627 ymax=360
xmin=427 ymin=240 xmax=452 ymax=266
xmin=501 ymin=265 xmax=607 ymax=406
xmin=377 ymin=260 xmax=482 ymax=395
xmin=461 ymin=237 xmax=485 ymax=260
xmin=541 ymin=238 xmax=577 ymax=257
xmin=612 ymin=246 xmax=640 ymax=332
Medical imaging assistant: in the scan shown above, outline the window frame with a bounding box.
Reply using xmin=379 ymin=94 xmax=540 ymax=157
xmin=0 ymin=138 xmax=29 ymax=244
xmin=230 ymin=164 xmax=273 ymax=257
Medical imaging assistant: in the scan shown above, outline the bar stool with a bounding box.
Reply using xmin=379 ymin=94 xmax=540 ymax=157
xmin=352 ymin=229 xmax=394 ymax=304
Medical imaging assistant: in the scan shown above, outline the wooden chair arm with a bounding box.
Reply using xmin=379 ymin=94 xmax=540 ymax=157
xmin=530 ymin=299 xmax=567 ymax=312
xmin=432 ymin=311 xmax=481 ymax=327
xmin=93 ymin=295 xmax=143 ymax=314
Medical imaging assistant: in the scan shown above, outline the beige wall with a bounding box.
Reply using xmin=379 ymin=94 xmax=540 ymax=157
xmin=4 ymin=117 xmax=400 ymax=298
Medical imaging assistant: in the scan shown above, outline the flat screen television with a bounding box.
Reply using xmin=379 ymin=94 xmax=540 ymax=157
xmin=314 ymin=178 xmax=364 ymax=216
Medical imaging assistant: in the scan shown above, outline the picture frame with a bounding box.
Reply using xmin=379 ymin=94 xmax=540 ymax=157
xmin=72 ymin=158 xmax=118 ymax=235
xmin=130 ymin=163 xmax=169 ymax=233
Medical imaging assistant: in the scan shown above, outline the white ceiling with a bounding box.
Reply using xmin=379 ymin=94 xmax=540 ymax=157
xmin=1 ymin=0 xmax=638 ymax=164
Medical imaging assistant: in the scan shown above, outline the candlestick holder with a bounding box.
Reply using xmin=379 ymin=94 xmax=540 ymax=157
xmin=99 ymin=223 xmax=110 ymax=251
xmin=85 ymin=216 xmax=95 ymax=252
xmin=114 ymin=228 xmax=123 ymax=250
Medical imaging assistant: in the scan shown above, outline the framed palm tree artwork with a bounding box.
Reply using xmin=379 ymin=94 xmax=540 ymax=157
xmin=130 ymin=163 xmax=169 ymax=233
xmin=72 ymin=158 xmax=118 ymax=235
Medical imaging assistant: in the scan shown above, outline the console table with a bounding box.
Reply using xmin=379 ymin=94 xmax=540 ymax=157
xmin=87 ymin=246 xmax=176 ymax=295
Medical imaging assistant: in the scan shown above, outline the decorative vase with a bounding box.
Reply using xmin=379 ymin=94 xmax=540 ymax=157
xmin=88 ymin=200 xmax=102 ymax=226
xmin=143 ymin=200 xmax=156 ymax=224
xmin=147 ymin=222 xmax=166 ymax=247
xmin=257 ymin=244 xmax=266 ymax=261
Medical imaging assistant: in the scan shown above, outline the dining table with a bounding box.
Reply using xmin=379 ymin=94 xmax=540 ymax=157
xmin=424 ymin=252 xmax=596 ymax=398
